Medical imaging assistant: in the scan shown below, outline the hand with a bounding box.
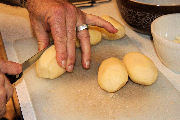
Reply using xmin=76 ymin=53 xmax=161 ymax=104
xmin=27 ymin=0 xmax=117 ymax=72
xmin=0 ymin=59 xmax=22 ymax=118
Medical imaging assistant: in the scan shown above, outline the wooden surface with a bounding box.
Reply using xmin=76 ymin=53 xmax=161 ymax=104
xmin=0 ymin=33 xmax=22 ymax=120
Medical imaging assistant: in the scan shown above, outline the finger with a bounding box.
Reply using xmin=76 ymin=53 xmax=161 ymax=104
xmin=0 ymin=73 xmax=5 ymax=87
xmin=77 ymin=29 xmax=91 ymax=69
xmin=0 ymin=73 xmax=6 ymax=117
xmin=4 ymin=77 xmax=13 ymax=101
xmin=48 ymin=10 xmax=67 ymax=68
xmin=85 ymin=14 xmax=118 ymax=33
xmin=30 ymin=17 xmax=50 ymax=51
xmin=0 ymin=60 xmax=22 ymax=75
xmin=0 ymin=86 xmax=6 ymax=117
xmin=76 ymin=10 xmax=91 ymax=69
xmin=65 ymin=4 xmax=77 ymax=72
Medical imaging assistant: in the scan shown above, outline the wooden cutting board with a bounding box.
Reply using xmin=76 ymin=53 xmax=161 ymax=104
xmin=14 ymin=36 xmax=180 ymax=120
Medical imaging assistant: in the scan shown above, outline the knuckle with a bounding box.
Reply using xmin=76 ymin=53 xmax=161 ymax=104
xmin=51 ymin=5 xmax=65 ymax=16
xmin=56 ymin=55 xmax=67 ymax=64
xmin=78 ymin=33 xmax=90 ymax=40
xmin=82 ymin=48 xmax=91 ymax=55
xmin=67 ymin=30 xmax=76 ymax=38
xmin=56 ymin=49 xmax=67 ymax=60
xmin=84 ymin=34 xmax=90 ymax=40
xmin=48 ymin=6 xmax=65 ymax=23
xmin=67 ymin=5 xmax=76 ymax=15
xmin=71 ymin=38 xmax=76 ymax=43
xmin=68 ymin=55 xmax=75 ymax=63
xmin=57 ymin=51 xmax=67 ymax=59
xmin=96 ymin=20 xmax=103 ymax=26
xmin=55 ymin=39 xmax=66 ymax=46
xmin=78 ymin=11 xmax=85 ymax=19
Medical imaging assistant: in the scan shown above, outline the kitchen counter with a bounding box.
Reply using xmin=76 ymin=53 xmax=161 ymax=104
xmin=1 ymin=0 xmax=180 ymax=119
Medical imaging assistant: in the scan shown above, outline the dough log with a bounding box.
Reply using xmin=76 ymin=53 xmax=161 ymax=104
xmin=101 ymin=15 xmax=125 ymax=40
xmin=123 ymin=52 xmax=158 ymax=85
xmin=98 ymin=57 xmax=128 ymax=92
xmin=36 ymin=45 xmax=66 ymax=79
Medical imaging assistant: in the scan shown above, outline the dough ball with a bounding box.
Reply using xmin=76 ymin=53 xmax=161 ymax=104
xmin=101 ymin=15 xmax=125 ymax=40
xmin=98 ymin=57 xmax=128 ymax=92
xmin=36 ymin=45 xmax=66 ymax=79
xmin=174 ymin=39 xmax=180 ymax=44
xmin=76 ymin=26 xmax=102 ymax=47
xmin=174 ymin=36 xmax=180 ymax=44
xmin=123 ymin=52 xmax=158 ymax=85
xmin=89 ymin=26 xmax=102 ymax=45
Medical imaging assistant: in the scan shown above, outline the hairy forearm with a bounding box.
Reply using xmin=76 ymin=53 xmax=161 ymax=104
xmin=0 ymin=0 xmax=27 ymax=7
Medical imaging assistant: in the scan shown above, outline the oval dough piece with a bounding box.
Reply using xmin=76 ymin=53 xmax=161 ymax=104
xmin=76 ymin=26 xmax=102 ymax=47
xmin=98 ymin=57 xmax=128 ymax=93
xmin=123 ymin=52 xmax=158 ymax=85
xmin=174 ymin=36 xmax=180 ymax=44
xmin=101 ymin=15 xmax=125 ymax=40
xmin=36 ymin=45 xmax=66 ymax=79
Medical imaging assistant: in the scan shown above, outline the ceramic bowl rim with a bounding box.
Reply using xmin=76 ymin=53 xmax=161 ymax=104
xmin=129 ymin=0 xmax=180 ymax=7
xmin=151 ymin=13 xmax=180 ymax=48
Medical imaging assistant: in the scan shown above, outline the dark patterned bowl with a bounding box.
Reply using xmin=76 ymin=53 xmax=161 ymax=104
xmin=116 ymin=0 xmax=180 ymax=35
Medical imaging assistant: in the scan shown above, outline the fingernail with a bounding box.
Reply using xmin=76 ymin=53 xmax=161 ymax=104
xmin=62 ymin=60 xmax=66 ymax=68
xmin=38 ymin=46 xmax=44 ymax=51
xmin=67 ymin=65 xmax=73 ymax=72
xmin=85 ymin=61 xmax=90 ymax=68
xmin=114 ymin=28 xmax=118 ymax=33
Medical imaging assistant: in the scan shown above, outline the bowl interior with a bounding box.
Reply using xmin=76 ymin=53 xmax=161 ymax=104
xmin=152 ymin=13 xmax=180 ymax=42
xmin=130 ymin=0 xmax=180 ymax=6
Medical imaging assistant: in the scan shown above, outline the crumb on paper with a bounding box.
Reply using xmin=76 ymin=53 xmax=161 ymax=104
xmin=48 ymin=89 xmax=54 ymax=93
xmin=109 ymin=93 xmax=115 ymax=98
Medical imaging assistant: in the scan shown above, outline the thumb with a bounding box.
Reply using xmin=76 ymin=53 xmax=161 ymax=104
xmin=30 ymin=16 xmax=50 ymax=51
xmin=0 ymin=59 xmax=22 ymax=75
xmin=4 ymin=77 xmax=13 ymax=101
xmin=0 ymin=86 xmax=6 ymax=117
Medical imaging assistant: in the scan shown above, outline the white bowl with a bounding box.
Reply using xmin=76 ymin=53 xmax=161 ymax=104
xmin=151 ymin=13 xmax=180 ymax=73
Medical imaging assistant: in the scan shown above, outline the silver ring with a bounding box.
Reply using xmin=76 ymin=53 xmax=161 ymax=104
xmin=77 ymin=24 xmax=88 ymax=32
